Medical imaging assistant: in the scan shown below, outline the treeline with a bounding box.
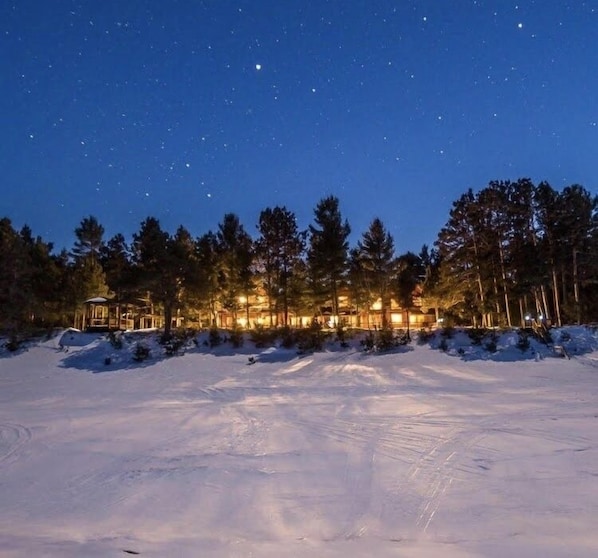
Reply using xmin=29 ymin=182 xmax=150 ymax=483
xmin=433 ymin=179 xmax=598 ymax=327
xmin=1 ymin=179 xmax=597 ymax=339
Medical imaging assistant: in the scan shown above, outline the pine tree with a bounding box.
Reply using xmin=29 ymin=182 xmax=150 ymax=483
xmin=193 ymin=231 xmax=221 ymax=326
xmin=216 ymin=214 xmax=253 ymax=325
xmin=0 ymin=219 xmax=30 ymax=335
xmin=71 ymin=215 xmax=105 ymax=260
xmin=534 ymin=182 xmax=564 ymax=326
xmin=355 ymin=218 xmax=395 ymax=326
xmin=395 ymin=251 xmax=424 ymax=339
xmin=133 ymin=219 xmax=198 ymax=335
xmin=100 ymin=233 xmax=134 ymax=300
xmin=435 ymin=189 xmax=491 ymax=327
xmin=307 ymin=196 xmax=351 ymax=325
xmin=69 ymin=216 xmax=110 ymax=325
xmin=255 ymin=206 xmax=305 ymax=326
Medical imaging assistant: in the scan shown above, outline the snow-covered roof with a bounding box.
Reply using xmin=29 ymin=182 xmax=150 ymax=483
xmin=85 ymin=297 xmax=109 ymax=303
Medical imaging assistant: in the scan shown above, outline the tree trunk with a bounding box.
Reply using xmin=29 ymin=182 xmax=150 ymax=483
xmin=551 ymin=266 xmax=562 ymax=327
xmin=164 ymin=303 xmax=173 ymax=336
xmin=573 ymin=248 xmax=581 ymax=324
xmin=498 ymin=243 xmax=512 ymax=327
xmin=540 ymin=285 xmax=550 ymax=322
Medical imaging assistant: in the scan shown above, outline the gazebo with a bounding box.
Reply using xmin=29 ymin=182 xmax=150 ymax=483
xmin=79 ymin=297 xmax=163 ymax=331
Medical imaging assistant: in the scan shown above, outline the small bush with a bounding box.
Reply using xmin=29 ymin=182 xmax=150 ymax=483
xmin=209 ymin=326 xmax=223 ymax=348
xmin=361 ymin=331 xmax=376 ymax=352
xmin=484 ymin=333 xmax=498 ymax=353
xmin=108 ymin=331 xmax=123 ymax=350
xmin=439 ymin=337 xmax=448 ymax=352
xmin=376 ymin=326 xmax=397 ymax=351
xmin=296 ymin=322 xmax=325 ymax=352
xmin=250 ymin=324 xmax=273 ymax=348
xmin=4 ymin=336 xmax=21 ymax=352
xmin=467 ymin=328 xmax=487 ymax=346
xmin=133 ymin=342 xmax=150 ymax=362
xmin=229 ymin=326 xmax=244 ymax=348
xmin=336 ymin=323 xmax=351 ymax=348
xmin=394 ymin=328 xmax=410 ymax=346
xmin=441 ymin=325 xmax=455 ymax=339
xmin=417 ymin=328 xmax=434 ymax=345
xmin=279 ymin=326 xmax=296 ymax=349
xmin=160 ymin=331 xmax=185 ymax=356
xmin=516 ymin=330 xmax=531 ymax=352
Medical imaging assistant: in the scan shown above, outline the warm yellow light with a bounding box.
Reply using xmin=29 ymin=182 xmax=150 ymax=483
xmin=238 ymin=296 xmax=247 ymax=304
xmin=371 ymin=299 xmax=382 ymax=310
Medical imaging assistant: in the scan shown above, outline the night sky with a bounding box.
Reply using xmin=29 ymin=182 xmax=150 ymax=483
xmin=2 ymin=1 xmax=597 ymax=254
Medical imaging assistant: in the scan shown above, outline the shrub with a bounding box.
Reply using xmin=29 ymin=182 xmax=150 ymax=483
xmin=296 ymin=322 xmax=325 ymax=352
xmin=516 ymin=330 xmax=531 ymax=352
xmin=229 ymin=326 xmax=244 ymax=348
xmin=336 ymin=323 xmax=350 ymax=348
xmin=133 ymin=342 xmax=150 ymax=362
xmin=376 ymin=326 xmax=397 ymax=351
xmin=467 ymin=328 xmax=487 ymax=346
xmin=250 ymin=324 xmax=270 ymax=348
xmin=441 ymin=325 xmax=455 ymax=339
xmin=361 ymin=331 xmax=376 ymax=352
xmin=417 ymin=328 xmax=435 ymax=345
xmin=4 ymin=335 xmax=21 ymax=352
xmin=279 ymin=326 xmax=296 ymax=349
xmin=394 ymin=328 xmax=410 ymax=346
xmin=208 ymin=326 xmax=223 ymax=348
xmin=108 ymin=331 xmax=123 ymax=350
xmin=484 ymin=333 xmax=498 ymax=353
xmin=439 ymin=337 xmax=448 ymax=352
xmin=160 ymin=331 xmax=185 ymax=356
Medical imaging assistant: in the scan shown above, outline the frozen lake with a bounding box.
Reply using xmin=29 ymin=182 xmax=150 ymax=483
xmin=1 ymin=332 xmax=597 ymax=557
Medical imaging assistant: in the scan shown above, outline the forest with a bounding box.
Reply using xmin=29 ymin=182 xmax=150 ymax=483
xmin=1 ymin=178 xmax=597 ymax=341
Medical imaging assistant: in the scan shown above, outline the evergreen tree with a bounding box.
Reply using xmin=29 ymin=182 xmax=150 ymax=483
xmin=69 ymin=216 xmax=110 ymax=325
xmin=534 ymin=182 xmax=564 ymax=326
xmin=347 ymin=247 xmax=374 ymax=328
xmin=435 ymin=189 xmax=491 ymax=327
xmin=133 ymin=219 xmax=198 ymax=335
xmin=216 ymin=214 xmax=253 ymax=325
xmin=255 ymin=206 xmax=305 ymax=326
xmin=0 ymin=218 xmax=29 ymax=334
xmin=307 ymin=196 xmax=351 ymax=325
xmin=100 ymin=233 xmax=134 ymax=300
xmin=355 ymin=218 xmax=395 ymax=326
xmin=395 ymin=251 xmax=424 ymax=339
xmin=71 ymin=215 xmax=105 ymax=260
xmin=193 ymin=231 xmax=221 ymax=326
xmin=562 ymin=186 xmax=597 ymax=322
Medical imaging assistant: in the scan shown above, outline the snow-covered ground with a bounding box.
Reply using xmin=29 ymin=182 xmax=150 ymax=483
xmin=1 ymin=329 xmax=598 ymax=557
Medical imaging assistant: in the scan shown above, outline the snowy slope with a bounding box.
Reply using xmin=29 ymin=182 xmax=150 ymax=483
xmin=1 ymin=330 xmax=598 ymax=557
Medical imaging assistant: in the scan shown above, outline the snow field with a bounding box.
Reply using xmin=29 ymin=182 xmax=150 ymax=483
xmin=1 ymin=331 xmax=598 ymax=557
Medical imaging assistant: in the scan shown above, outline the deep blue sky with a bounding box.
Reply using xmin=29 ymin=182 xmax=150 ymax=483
xmin=2 ymin=1 xmax=597 ymax=253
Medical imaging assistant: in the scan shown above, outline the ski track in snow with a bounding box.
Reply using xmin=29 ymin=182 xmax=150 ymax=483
xmin=0 ymin=423 xmax=32 ymax=466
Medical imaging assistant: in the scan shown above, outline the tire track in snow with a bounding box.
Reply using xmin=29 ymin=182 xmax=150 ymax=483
xmin=0 ymin=422 xmax=31 ymax=465
xmin=413 ymin=429 xmax=485 ymax=533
